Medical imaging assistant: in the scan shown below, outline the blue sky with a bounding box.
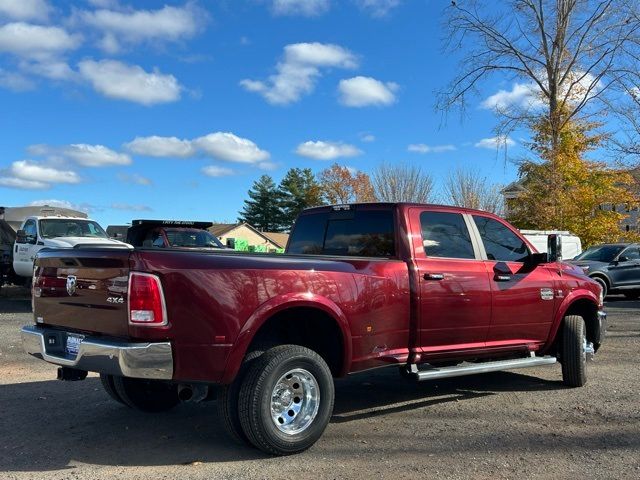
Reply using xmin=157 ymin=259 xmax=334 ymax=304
xmin=0 ymin=0 xmax=530 ymax=227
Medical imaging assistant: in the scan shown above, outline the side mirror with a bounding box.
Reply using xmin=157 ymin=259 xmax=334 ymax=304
xmin=528 ymin=252 xmax=549 ymax=265
xmin=15 ymin=229 xmax=26 ymax=244
xmin=617 ymin=255 xmax=629 ymax=263
xmin=547 ymin=234 xmax=562 ymax=263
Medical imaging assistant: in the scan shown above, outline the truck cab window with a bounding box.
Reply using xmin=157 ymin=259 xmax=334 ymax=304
xmin=473 ymin=215 xmax=529 ymax=262
xmin=420 ymin=211 xmax=475 ymax=259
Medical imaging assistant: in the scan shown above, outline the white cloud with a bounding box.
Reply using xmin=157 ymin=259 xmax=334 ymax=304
xmin=63 ymin=144 xmax=131 ymax=167
xmin=474 ymin=136 xmax=516 ymax=149
xmin=29 ymin=199 xmax=93 ymax=213
xmin=78 ymin=3 xmax=204 ymax=53
xmin=194 ymin=132 xmax=270 ymax=163
xmin=360 ymin=133 xmax=375 ymax=142
xmin=125 ymin=135 xmax=195 ymax=158
xmin=0 ymin=69 xmax=35 ymax=91
xmin=481 ymin=83 xmax=543 ymax=111
xmin=354 ymin=0 xmax=401 ymax=17
xmin=202 ymin=165 xmax=234 ymax=177
xmin=110 ymin=203 xmax=152 ymax=212
xmin=117 ymin=173 xmax=152 ymax=185
xmin=407 ymin=144 xmax=456 ymax=154
xmin=0 ymin=22 xmax=81 ymax=59
xmin=21 ymin=59 xmax=76 ymax=80
xmin=272 ymin=0 xmax=330 ymax=16
xmin=27 ymin=143 xmax=131 ymax=167
xmin=295 ymin=140 xmax=362 ymax=160
xmin=0 ymin=160 xmax=81 ymax=189
xmin=0 ymin=177 xmax=48 ymax=189
xmin=78 ymin=59 xmax=182 ymax=105
xmin=0 ymin=0 xmax=51 ymax=22
xmin=122 ymin=131 xmax=270 ymax=164
xmin=240 ymin=42 xmax=358 ymax=105
xmin=338 ymin=76 xmax=398 ymax=107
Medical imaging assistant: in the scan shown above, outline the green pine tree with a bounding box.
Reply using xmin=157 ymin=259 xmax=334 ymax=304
xmin=278 ymin=168 xmax=324 ymax=230
xmin=238 ymin=175 xmax=284 ymax=232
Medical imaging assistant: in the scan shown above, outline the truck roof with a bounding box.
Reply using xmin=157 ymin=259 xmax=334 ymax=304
xmin=300 ymin=202 xmax=498 ymax=216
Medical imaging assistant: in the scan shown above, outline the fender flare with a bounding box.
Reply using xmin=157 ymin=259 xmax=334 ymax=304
xmin=545 ymin=289 xmax=600 ymax=349
xmin=220 ymin=293 xmax=353 ymax=384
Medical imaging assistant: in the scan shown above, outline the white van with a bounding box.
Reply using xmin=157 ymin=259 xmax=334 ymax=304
xmin=520 ymin=230 xmax=582 ymax=260
xmin=13 ymin=215 xmax=129 ymax=278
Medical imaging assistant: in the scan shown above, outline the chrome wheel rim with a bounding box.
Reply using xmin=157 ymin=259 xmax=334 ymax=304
xmin=583 ymin=337 xmax=595 ymax=361
xmin=270 ymin=368 xmax=320 ymax=435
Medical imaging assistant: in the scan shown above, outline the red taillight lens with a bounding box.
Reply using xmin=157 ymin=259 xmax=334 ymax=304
xmin=128 ymin=272 xmax=167 ymax=326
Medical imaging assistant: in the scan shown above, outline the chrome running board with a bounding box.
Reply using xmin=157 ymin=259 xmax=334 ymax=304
xmin=411 ymin=354 xmax=557 ymax=381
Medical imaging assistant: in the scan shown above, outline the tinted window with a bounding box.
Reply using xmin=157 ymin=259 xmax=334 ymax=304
xmin=420 ymin=211 xmax=475 ymax=259
xmin=621 ymin=247 xmax=640 ymax=261
xmin=574 ymin=245 xmax=624 ymax=262
xmin=287 ymin=209 xmax=395 ymax=257
xmin=165 ymin=229 xmax=224 ymax=248
xmin=473 ymin=215 xmax=529 ymax=262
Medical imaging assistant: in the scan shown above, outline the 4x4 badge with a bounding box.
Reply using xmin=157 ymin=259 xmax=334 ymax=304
xmin=66 ymin=275 xmax=77 ymax=296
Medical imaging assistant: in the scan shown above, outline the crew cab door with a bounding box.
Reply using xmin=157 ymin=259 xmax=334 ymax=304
xmin=608 ymin=245 xmax=640 ymax=286
xmin=13 ymin=219 xmax=39 ymax=277
xmin=409 ymin=208 xmax=492 ymax=350
xmin=470 ymin=214 xmax=556 ymax=345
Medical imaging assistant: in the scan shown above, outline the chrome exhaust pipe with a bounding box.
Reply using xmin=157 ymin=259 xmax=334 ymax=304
xmin=178 ymin=384 xmax=208 ymax=403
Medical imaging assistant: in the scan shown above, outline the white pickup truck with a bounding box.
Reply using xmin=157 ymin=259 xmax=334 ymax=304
xmin=13 ymin=215 xmax=129 ymax=278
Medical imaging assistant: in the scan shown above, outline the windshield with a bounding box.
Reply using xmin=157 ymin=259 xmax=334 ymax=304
xmin=165 ymin=229 xmax=224 ymax=248
xmin=39 ymin=219 xmax=108 ymax=239
xmin=574 ymin=245 xmax=624 ymax=262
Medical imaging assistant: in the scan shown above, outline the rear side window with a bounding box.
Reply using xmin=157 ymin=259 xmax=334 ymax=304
xmin=473 ymin=215 xmax=529 ymax=262
xmin=420 ymin=211 xmax=475 ymax=259
xmin=288 ymin=209 xmax=395 ymax=257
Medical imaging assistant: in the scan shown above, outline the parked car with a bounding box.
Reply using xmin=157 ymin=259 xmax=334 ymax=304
xmin=13 ymin=215 xmax=129 ymax=279
xmin=570 ymin=243 xmax=640 ymax=298
xmin=521 ymin=230 xmax=582 ymax=260
xmin=22 ymin=203 xmax=606 ymax=455
xmin=126 ymin=219 xmax=226 ymax=249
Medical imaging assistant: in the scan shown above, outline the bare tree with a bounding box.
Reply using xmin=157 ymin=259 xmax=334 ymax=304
xmin=439 ymin=0 xmax=640 ymax=150
xmin=372 ymin=163 xmax=435 ymax=203
xmin=444 ymin=168 xmax=504 ymax=214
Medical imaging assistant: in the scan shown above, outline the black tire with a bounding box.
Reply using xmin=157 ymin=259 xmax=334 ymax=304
xmin=112 ymin=376 xmax=179 ymax=412
xmin=623 ymin=290 xmax=640 ymax=300
xmin=216 ymin=350 xmax=264 ymax=444
xmin=561 ymin=315 xmax=587 ymax=387
xmin=591 ymin=276 xmax=608 ymax=299
xmin=100 ymin=374 xmax=126 ymax=405
xmin=238 ymin=345 xmax=334 ymax=455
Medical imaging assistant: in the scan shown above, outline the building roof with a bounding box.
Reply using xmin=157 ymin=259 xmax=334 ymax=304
xmin=262 ymin=232 xmax=289 ymax=249
xmin=208 ymin=223 xmax=239 ymax=237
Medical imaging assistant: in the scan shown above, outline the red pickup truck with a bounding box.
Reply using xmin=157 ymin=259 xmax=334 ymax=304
xmin=22 ymin=203 xmax=606 ymax=455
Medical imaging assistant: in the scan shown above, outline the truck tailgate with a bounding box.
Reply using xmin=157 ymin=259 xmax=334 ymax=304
xmin=33 ymin=248 xmax=131 ymax=337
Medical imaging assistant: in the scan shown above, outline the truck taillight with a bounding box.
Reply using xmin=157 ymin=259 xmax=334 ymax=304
xmin=128 ymin=272 xmax=167 ymax=326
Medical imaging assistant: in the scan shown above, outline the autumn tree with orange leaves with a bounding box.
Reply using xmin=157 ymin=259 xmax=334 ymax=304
xmin=318 ymin=163 xmax=376 ymax=204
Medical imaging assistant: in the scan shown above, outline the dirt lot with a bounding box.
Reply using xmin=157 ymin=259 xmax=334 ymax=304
xmin=1 ymin=286 xmax=638 ymax=480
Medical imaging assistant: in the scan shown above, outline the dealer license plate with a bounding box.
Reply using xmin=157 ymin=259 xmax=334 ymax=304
xmin=65 ymin=333 xmax=84 ymax=356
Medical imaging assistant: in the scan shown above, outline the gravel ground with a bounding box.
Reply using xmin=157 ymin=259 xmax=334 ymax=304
xmin=1 ymin=285 xmax=639 ymax=480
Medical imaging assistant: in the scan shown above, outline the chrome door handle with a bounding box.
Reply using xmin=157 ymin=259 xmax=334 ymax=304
xmin=494 ymin=274 xmax=511 ymax=281
xmin=424 ymin=273 xmax=445 ymax=280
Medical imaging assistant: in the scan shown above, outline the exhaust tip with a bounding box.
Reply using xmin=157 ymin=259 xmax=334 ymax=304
xmin=178 ymin=385 xmax=193 ymax=402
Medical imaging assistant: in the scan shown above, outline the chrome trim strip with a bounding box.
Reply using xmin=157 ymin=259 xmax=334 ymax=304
xmin=21 ymin=325 xmax=173 ymax=380
xmin=414 ymin=355 xmax=556 ymax=381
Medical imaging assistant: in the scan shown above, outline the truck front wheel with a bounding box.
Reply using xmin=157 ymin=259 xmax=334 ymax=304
xmin=561 ymin=315 xmax=589 ymax=387
xmin=238 ymin=345 xmax=335 ymax=455
xmin=112 ymin=376 xmax=179 ymax=412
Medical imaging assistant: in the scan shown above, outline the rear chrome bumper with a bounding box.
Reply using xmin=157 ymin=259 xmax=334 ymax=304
xmin=21 ymin=325 xmax=173 ymax=380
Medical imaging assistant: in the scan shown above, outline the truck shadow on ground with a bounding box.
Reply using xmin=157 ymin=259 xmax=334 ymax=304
xmin=0 ymin=296 xmax=30 ymax=314
xmin=0 ymin=369 xmax=565 ymax=472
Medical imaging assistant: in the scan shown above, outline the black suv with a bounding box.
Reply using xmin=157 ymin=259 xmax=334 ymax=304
xmin=570 ymin=243 xmax=640 ymax=298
